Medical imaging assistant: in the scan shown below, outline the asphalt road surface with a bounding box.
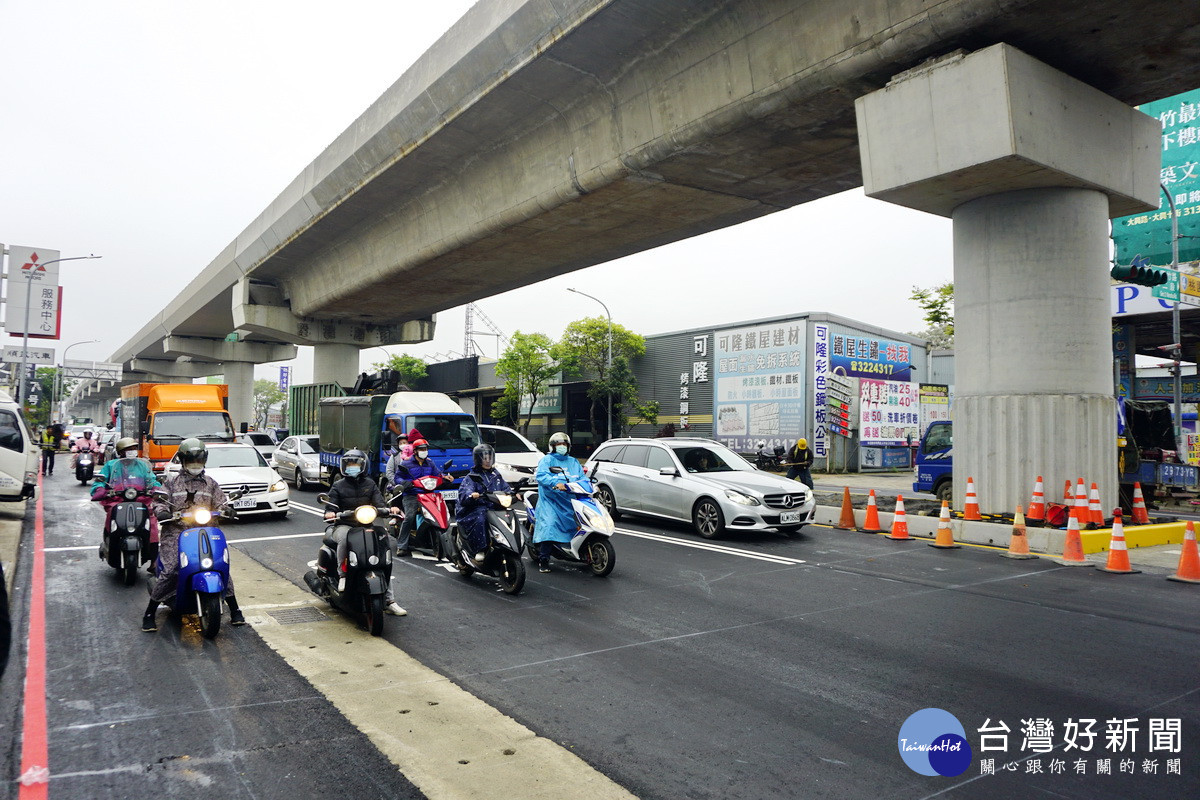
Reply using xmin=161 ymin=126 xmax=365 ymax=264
xmin=3 ymin=473 xmax=1199 ymax=799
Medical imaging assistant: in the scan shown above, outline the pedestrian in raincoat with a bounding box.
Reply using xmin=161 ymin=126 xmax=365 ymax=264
xmin=456 ymin=444 xmax=511 ymax=562
xmin=533 ymin=432 xmax=585 ymax=573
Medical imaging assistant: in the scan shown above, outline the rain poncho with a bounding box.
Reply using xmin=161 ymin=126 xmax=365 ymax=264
xmin=456 ymin=468 xmax=511 ymax=552
xmin=149 ymin=471 xmax=231 ymax=603
xmin=533 ymin=452 xmax=586 ymax=544
xmin=92 ymin=457 xmax=162 ymax=541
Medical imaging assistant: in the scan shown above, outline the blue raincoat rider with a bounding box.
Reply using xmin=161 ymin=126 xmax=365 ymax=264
xmin=455 ymin=444 xmax=512 ymax=562
xmin=533 ymin=432 xmax=585 ymax=573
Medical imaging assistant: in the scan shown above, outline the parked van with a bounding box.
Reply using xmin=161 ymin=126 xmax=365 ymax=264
xmin=119 ymin=383 xmax=236 ymax=472
xmin=0 ymin=390 xmax=40 ymax=501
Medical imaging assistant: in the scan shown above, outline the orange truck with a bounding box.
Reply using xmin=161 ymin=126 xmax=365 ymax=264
xmin=119 ymin=383 xmax=236 ymax=471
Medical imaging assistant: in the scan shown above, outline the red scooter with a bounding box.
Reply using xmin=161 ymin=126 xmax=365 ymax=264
xmin=391 ymin=460 xmax=457 ymax=560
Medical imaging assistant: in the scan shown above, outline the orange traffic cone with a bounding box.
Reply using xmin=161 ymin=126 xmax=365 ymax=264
xmin=859 ymin=489 xmax=883 ymax=533
xmin=1003 ymin=505 xmax=1038 ymax=559
xmin=1063 ymin=479 xmax=1073 ymax=506
xmin=963 ymin=477 xmax=981 ymax=521
xmin=1071 ymin=479 xmax=1088 ymax=525
xmin=929 ymin=500 xmax=960 ymax=549
xmin=1096 ymin=509 xmax=1139 ymax=574
xmin=834 ymin=486 xmax=856 ymax=530
xmin=1086 ymin=483 xmax=1104 ymax=530
xmin=1168 ymin=521 xmax=1200 ymax=584
xmin=1027 ymin=476 xmax=1046 ymax=527
xmin=1056 ymin=512 xmax=1090 ymax=566
xmin=885 ymin=494 xmax=912 ymax=541
xmin=1131 ymin=482 xmax=1151 ymax=525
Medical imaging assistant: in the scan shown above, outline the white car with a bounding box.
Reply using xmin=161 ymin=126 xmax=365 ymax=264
xmin=478 ymin=424 xmax=542 ymax=488
xmin=237 ymin=432 xmax=277 ymax=461
xmin=164 ymin=443 xmax=289 ymax=519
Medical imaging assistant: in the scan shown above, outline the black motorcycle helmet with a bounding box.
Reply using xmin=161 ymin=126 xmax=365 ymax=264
xmin=178 ymin=438 xmax=208 ymax=474
xmin=342 ymin=449 xmax=367 ymax=476
xmin=472 ymin=443 xmax=496 ymax=470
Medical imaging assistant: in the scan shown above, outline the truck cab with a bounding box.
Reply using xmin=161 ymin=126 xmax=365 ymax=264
xmin=120 ymin=383 xmax=236 ymax=471
xmin=318 ymin=391 xmax=481 ymax=491
xmin=912 ymin=420 xmax=953 ymax=501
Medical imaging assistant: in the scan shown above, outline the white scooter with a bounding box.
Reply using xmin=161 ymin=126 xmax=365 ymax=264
xmin=523 ymin=465 xmax=616 ymax=576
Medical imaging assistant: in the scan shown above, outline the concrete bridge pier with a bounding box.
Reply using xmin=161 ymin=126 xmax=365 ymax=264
xmin=856 ymin=43 xmax=1160 ymax=514
xmin=313 ymin=344 xmax=361 ymax=390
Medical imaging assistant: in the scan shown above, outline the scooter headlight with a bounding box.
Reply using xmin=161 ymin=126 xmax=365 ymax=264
xmin=192 ymin=508 xmax=213 ymax=525
xmin=495 ymin=493 xmax=512 ymax=508
xmin=578 ymin=504 xmax=615 ymax=535
xmin=200 ymin=557 xmax=213 ymax=569
xmin=368 ymin=555 xmax=379 ymax=566
xmin=354 ymin=506 xmax=378 ymax=525
xmin=123 ymin=487 xmax=138 ymax=500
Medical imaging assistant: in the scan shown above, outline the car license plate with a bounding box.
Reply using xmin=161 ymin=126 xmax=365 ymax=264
xmin=232 ymin=498 xmax=258 ymax=509
xmin=441 ymin=490 xmax=458 ymax=501
xmin=780 ymin=510 xmax=801 ymax=525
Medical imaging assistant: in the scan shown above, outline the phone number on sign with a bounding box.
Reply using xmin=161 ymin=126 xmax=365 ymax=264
xmin=850 ymin=360 xmax=901 ymax=375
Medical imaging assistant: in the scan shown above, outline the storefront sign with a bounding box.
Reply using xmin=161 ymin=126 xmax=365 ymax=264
xmin=830 ymin=333 xmax=913 ymax=381
xmin=715 ymin=321 xmax=807 ymax=452
xmin=860 ymin=379 xmax=919 ymax=445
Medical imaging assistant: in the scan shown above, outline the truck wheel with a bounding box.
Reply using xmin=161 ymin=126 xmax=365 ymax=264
xmin=935 ymin=480 xmax=952 ymax=502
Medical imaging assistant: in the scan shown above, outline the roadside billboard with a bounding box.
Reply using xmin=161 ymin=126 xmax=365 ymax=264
xmin=714 ymin=320 xmax=806 ymax=452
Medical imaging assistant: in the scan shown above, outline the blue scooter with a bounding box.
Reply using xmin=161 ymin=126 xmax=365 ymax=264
xmin=151 ymin=498 xmax=238 ymax=639
xmin=524 ymin=464 xmax=616 ymax=576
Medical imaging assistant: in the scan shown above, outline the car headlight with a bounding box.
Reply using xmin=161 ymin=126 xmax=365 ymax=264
xmin=579 ymin=504 xmax=616 ymax=535
xmin=354 ymin=506 xmax=378 ymax=525
xmin=270 ymin=480 xmax=287 ymax=493
xmin=724 ymin=489 xmax=761 ymax=506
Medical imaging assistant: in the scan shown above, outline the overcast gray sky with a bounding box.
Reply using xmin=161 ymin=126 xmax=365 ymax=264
xmin=1 ymin=1 xmax=953 ymax=385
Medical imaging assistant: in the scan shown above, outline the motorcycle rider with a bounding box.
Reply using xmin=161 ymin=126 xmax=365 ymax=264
xmin=91 ymin=437 xmax=162 ymax=551
xmin=533 ymin=432 xmax=586 ymax=574
xmin=785 ymin=438 xmax=814 ymax=489
xmin=393 ymin=438 xmax=442 ymax=558
xmin=71 ymin=429 xmax=101 ymax=471
xmin=323 ymin=449 xmax=406 ymax=616
xmin=382 ymin=433 xmax=411 ymax=493
xmin=142 ymin=438 xmax=245 ymax=632
xmin=456 ymin=444 xmax=512 ymax=563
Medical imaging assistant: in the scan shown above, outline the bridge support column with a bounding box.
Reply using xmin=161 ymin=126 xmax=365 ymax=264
xmin=856 ymin=43 xmax=1160 ymax=514
xmin=313 ymin=344 xmax=360 ymax=390
xmin=223 ymin=361 xmax=254 ymax=433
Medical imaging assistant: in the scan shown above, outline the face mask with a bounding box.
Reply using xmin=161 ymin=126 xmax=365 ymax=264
xmin=185 ymin=465 xmax=204 ymax=476
xmin=416 ymin=449 xmax=428 ymax=459
xmin=555 ymin=445 xmax=568 ymax=455
xmin=123 ymin=450 xmax=139 ymax=459
xmin=345 ymin=466 xmax=362 ymax=478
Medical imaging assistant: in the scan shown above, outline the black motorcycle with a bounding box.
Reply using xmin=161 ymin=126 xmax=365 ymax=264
xmin=450 ymin=483 xmax=526 ymax=595
xmin=96 ymin=484 xmax=156 ymax=586
xmin=75 ymin=450 xmax=97 ymax=485
xmin=304 ymin=496 xmax=395 ymax=636
xmin=754 ymin=442 xmax=786 ymax=472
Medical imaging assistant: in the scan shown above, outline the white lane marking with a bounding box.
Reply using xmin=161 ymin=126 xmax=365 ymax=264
xmin=613 ymin=527 xmax=806 ymax=565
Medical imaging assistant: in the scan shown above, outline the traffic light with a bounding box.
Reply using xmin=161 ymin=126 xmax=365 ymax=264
xmin=1111 ymin=255 xmax=1174 ymax=286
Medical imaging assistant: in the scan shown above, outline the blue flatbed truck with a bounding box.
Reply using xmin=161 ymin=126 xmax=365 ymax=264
xmin=912 ymin=407 xmax=1200 ymax=506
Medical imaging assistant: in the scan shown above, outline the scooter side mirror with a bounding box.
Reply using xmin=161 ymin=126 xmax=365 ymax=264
xmin=549 ymin=466 xmax=565 ymax=474
xmin=442 ymin=459 xmax=454 ymax=472
xmin=317 ymin=492 xmax=331 ymax=505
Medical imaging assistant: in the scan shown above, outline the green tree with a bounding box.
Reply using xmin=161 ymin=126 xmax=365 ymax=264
xmin=489 ymin=393 xmax=520 ymax=429
xmin=369 ymin=353 xmax=428 ymax=389
xmin=557 ymin=317 xmax=646 ymax=440
xmin=494 ymin=331 xmax=559 ymax=436
xmin=910 ymin=282 xmax=954 ymax=349
xmin=253 ymin=379 xmax=286 ymax=429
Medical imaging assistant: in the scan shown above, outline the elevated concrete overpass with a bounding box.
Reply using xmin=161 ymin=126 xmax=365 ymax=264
xmin=90 ymin=0 xmax=1200 ymax=511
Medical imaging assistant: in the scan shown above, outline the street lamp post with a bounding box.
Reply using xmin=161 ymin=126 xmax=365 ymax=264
xmin=567 ymin=288 xmax=613 ymax=441
xmin=14 ymin=254 xmax=101 ymax=407
xmin=55 ymin=339 xmax=99 ymax=423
